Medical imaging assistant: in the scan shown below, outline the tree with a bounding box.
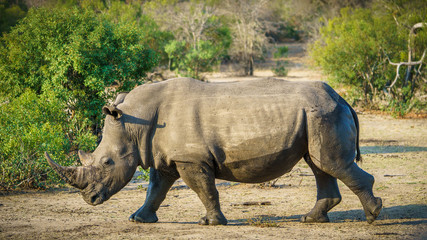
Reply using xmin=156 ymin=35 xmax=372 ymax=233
xmin=223 ymin=0 xmax=270 ymax=76
xmin=145 ymin=1 xmax=231 ymax=78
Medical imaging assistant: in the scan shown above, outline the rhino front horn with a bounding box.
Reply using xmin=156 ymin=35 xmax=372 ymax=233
xmin=44 ymin=152 xmax=90 ymax=189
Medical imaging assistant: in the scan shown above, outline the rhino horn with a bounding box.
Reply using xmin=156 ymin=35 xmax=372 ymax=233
xmin=44 ymin=152 xmax=90 ymax=189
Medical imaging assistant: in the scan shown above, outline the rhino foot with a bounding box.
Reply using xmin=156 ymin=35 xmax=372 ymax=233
xmin=198 ymin=213 xmax=227 ymax=225
xmin=300 ymin=197 xmax=341 ymax=223
xmin=364 ymin=197 xmax=382 ymax=224
xmin=129 ymin=209 xmax=158 ymax=223
xmin=300 ymin=214 xmax=329 ymax=223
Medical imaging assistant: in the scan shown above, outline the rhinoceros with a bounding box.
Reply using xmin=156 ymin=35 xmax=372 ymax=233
xmin=45 ymin=77 xmax=382 ymax=225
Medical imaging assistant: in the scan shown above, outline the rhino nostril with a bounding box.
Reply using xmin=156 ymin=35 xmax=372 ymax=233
xmin=90 ymin=194 xmax=98 ymax=204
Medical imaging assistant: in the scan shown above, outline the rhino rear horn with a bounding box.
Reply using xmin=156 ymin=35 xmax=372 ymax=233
xmin=45 ymin=152 xmax=90 ymax=189
xmin=78 ymin=150 xmax=94 ymax=166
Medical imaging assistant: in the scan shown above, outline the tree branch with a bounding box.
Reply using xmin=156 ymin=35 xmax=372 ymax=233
xmin=386 ymin=49 xmax=426 ymax=89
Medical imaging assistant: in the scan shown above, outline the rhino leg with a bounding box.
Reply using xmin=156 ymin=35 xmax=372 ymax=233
xmin=129 ymin=168 xmax=178 ymax=223
xmin=301 ymin=154 xmax=342 ymax=223
xmin=334 ymin=162 xmax=382 ymax=224
xmin=176 ymin=162 xmax=227 ymax=225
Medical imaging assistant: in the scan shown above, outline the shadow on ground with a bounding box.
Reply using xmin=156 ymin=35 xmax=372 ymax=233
xmin=361 ymin=146 xmax=427 ymax=154
xmin=225 ymin=204 xmax=427 ymax=226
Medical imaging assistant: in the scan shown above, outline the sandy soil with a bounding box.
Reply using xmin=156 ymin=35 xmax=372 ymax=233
xmin=1 ymin=42 xmax=426 ymax=240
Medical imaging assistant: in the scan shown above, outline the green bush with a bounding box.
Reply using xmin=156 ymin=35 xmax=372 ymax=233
xmin=310 ymin=2 xmax=426 ymax=113
xmin=310 ymin=8 xmax=399 ymax=103
xmin=272 ymin=61 xmax=288 ymax=77
xmin=0 ymin=6 xmax=159 ymax=189
xmin=165 ymin=39 xmax=228 ymax=79
xmin=0 ymin=91 xmax=96 ymax=190
xmin=0 ymin=7 xmax=158 ymax=134
xmin=0 ymin=1 xmax=27 ymax=36
xmin=164 ymin=15 xmax=231 ymax=79
xmin=273 ymin=46 xmax=288 ymax=58
xmin=272 ymin=46 xmax=289 ymax=77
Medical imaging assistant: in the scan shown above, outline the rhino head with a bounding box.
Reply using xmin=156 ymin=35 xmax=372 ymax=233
xmin=45 ymin=104 xmax=141 ymax=205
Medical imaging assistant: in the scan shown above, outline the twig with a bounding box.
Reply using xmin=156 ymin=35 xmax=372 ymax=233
xmin=231 ymin=201 xmax=272 ymax=206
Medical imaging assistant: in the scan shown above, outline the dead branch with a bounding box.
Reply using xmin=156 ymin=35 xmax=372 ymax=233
xmin=386 ymin=49 xmax=426 ymax=89
xmin=386 ymin=22 xmax=426 ymax=90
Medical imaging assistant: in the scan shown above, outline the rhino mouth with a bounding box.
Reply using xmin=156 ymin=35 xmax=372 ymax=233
xmin=83 ymin=191 xmax=108 ymax=206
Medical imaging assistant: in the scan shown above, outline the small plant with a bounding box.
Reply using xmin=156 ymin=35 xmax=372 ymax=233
xmin=272 ymin=61 xmax=288 ymax=77
xmin=137 ymin=167 xmax=150 ymax=181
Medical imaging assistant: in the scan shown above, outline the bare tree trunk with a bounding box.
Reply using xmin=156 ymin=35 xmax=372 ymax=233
xmin=249 ymin=56 xmax=254 ymax=76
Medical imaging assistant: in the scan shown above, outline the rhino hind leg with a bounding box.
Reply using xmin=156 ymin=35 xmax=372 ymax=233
xmin=301 ymin=154 xmax=342 ymax=223
xmin=129 ymin=169 xmax=178 ymax=223
xmin=334 ymin=162 xmax=382 ymax=224
xmin=176 ymin=162 xmax=227 ymax=225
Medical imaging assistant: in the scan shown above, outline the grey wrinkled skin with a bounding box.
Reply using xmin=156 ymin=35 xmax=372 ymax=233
xmin=46 ymin=78 xmax=382 ymax=225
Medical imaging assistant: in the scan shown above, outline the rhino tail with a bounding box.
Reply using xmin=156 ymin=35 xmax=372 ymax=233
xmin=347 ymin=103 xmax=362 ymax=163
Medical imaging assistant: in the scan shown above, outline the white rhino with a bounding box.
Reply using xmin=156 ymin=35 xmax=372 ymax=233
xmin=46 ymin=78 xmax=382 ymax=225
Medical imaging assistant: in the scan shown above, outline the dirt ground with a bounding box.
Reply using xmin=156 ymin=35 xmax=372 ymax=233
xmin=1 ymin=43 xmax=426 ymax=239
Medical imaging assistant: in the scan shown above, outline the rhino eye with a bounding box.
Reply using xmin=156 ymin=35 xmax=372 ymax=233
xmin=102 ymin=158 xmax=114 ymax=166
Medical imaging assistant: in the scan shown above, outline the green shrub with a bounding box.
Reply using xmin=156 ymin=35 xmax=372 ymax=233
xmin=310 ymin=8 xmax=399 ymax=102
xmin=273 ymin=46 xmax=288 ymax=58
xmin=164 ymin=14 xmax=231 ymax=79
xmin=271 ymin=46 xmax=289 ymax=77
xmin=272 ymin=61 xmax=288 ymax=77
xmin=0 ymin=7 xmax=158 ymax=134
xmin=0 ymin=91 xmax=96 ymax=190
xmin=165 ymin=39 xmax=228 ymax=79
xmin=310 ymin=2 xmax=426 ymax=113
xmin=0 ymin=7 xmax=160 ymax=189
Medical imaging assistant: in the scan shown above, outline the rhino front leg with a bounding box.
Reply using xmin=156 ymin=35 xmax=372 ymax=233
xmin=130 ymin=168 xmax=177 ymax=223
xmin=176 ymin=162 xmax=227 ymax=225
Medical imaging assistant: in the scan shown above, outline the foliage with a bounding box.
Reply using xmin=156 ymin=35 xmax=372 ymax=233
xmin=266 ymin=23 xmax=301 ymax=42
xmin=273 ymin=46 xmax=288 ymax=58
xmin=0 ymin=7 xmax=158 ymax=134
xmin=0 ymin=91 xmax=96 ymax=190
xmin=271 ymin=46 xmax=288 ymax=77
xmin=165 ymin=37 xmax=230 ymax=78
xmin=0 ymin=0 xmax=27 ymax=36
xmin=0 ymin=6 xmax=159 ymax=189
xmin=272 ymin=61 xmax=289 ymax=77
xmin=310 ymin=3 xmax=426 ymax=112
xmin=104 ymin=0 xmax=174 ymax=65
xmin=275 ymin=0 xmax=372 ymax=39
xmin=146 ymin=1 xmax=231 ymax=78
xmin=137 ymin=167 xmax=150 ymax=182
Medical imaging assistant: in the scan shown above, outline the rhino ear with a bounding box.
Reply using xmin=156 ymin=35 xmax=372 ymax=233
xmin=102 ymin=106 xmax=123 ymax=120
xmin=113 ymin=92 xmax=128 ymax=106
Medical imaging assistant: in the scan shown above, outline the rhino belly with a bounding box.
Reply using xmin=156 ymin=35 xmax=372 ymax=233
xmin=213 ymin=143 xmax=306 ymax=183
